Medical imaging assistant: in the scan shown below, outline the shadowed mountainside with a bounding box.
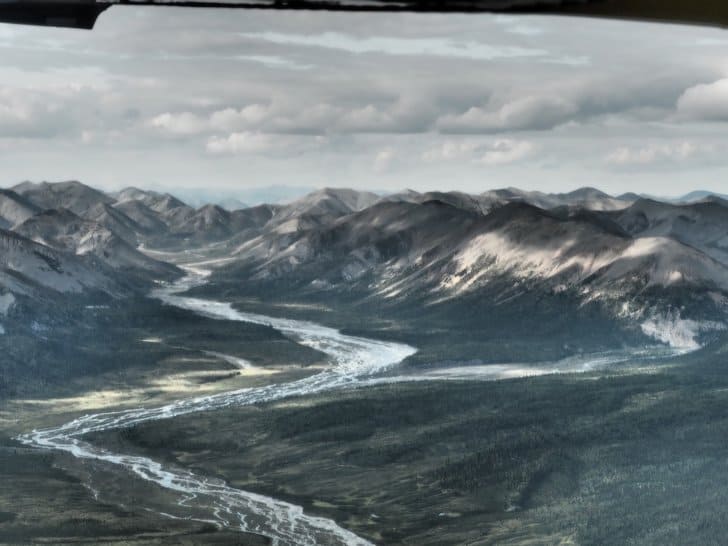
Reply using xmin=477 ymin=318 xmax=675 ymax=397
xmin=3 ymin=180 xmax=728 ymax=357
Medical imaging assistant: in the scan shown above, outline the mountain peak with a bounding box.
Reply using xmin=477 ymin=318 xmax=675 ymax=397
xmin=11 ymin=180 xmax=114 ymax=215
xmin=562 ymin=186 xmax=611 ymax=199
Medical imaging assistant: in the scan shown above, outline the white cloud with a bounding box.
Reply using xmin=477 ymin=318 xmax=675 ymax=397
xmin=206 ymin=131 xmax=278 ymax=154
xmin=240 ymin=31 xmax=547 ymax=61
xmin=422 ymin=140 xmax=481 ymax=162
xmin=270 ymin=103 xmax=340 ymax=133
xmin=234 ymin=54 xmax=311 ymax=70
xmin=210 ymin=105 xmax=271 ymax=130
xmin=676 ymin=78 xmax=728 ymax=121
xmin=437 ymin=96 xmax=578 ymax=133
xmin=339 ymin=105 xmax=394 ymax=132
xmin=150 ymin=104 xmax=271 ymax=136
xmin=373 ymin=148 xmax=395 ymax=173
xmin=206 ymin=132 xmax=326 ymax=155
xmin=150 ymin=111 xmax=208 ymax=135
xmin=0 ymin=85 xmax=97 ymax=138
xmin=605 ymin=141 xmax=706 ymax=166
xmin=423 ymin=138 xmax=534 ymax=165
xmin=479 ymin=140 xmax=534 ymax=165
xmin=149 ymin=99 xmax=431 ymax=137
xmin=493 ymin=15 xmax=545 ymax=36
xmin=0 ymin=8 xmax=723 ymax=192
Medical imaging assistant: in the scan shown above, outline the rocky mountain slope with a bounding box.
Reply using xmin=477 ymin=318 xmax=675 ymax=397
xmin=12 ymin=181 xmax=114 ymax=216
xmin=0 ymin=190 xmax=40 ymax=229
xmin=0 ymin=229 xmax=120 ymax=297
xmin=207 ymin=197 xmax=728 ymax=351
xmin=385 ymin=186 xmax=635 ymax=215
xmin=4 ymin=180 xmax=728 ymax=352
xmin=13 ymin=209 xmax=179 ymax=280
xmin=606 ymin=197 xmax=728 ymax=266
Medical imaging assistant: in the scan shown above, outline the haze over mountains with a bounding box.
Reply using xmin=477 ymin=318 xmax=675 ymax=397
xmin=2 ymin=180 xmax=728 ymax=351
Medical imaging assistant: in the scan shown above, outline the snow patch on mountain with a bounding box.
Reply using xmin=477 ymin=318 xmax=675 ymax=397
xmin=445 ymin=231 xmax=622 ymax=293
xmin=444 ymin=232 xmax=728 ymax=299
xmin=641 ymin=312 xmax=726 ymax=349
xmin=0 ymin=293 xmax=15 ymax=316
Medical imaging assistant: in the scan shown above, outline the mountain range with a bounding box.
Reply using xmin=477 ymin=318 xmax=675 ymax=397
xmin=2 ymin=180 xmax=728 ymax=353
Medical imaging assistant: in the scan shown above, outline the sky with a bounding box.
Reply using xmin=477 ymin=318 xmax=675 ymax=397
xmin=2 ymin=8 xmax=728 ymax=197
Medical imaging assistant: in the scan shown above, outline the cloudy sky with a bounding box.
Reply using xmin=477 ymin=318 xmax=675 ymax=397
xmin=2 ymin=8 xmax=728 ymax=197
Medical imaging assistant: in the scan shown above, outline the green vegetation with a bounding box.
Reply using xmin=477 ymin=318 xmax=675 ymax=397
xmin=190 ymin=274 xmax=650 ymax=367
xmin=0 ymin=434 xmax=267 ymax=545
xmin=0 ymin=293 xmax=328 ymax=544
xmin=3 ymin=276 xmax=727 ymax=545
xmin=0 ymin=295 xmax=325 ymax=398
xmin=91 ymin=336 xmax=728 ymax=545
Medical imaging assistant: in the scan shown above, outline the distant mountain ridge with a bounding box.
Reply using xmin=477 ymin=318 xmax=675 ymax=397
xmin=214 ymin=196 xmax=728 ymax=348
xmin=4 ymin=180 xmax=728 ymax=351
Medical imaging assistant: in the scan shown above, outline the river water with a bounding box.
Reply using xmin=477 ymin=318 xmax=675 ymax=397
xmin=18 ymin=272 xmax=416 ymax=545
xmin=16 ymin=270 xmax=679 ymax=545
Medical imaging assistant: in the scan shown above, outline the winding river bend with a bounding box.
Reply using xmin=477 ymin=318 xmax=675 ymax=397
xmin=16 ymin=271 xmax=682 ymax=545
xmin=18 ymin=272 xmax=416 ymax=546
